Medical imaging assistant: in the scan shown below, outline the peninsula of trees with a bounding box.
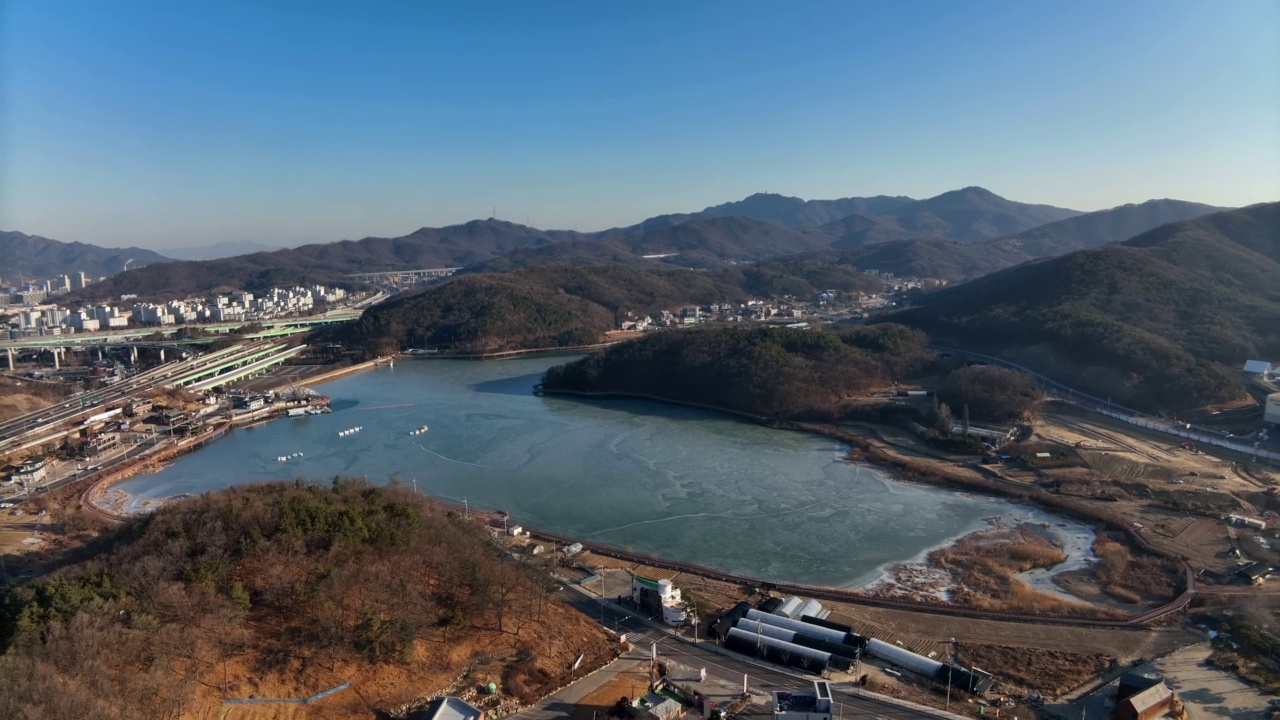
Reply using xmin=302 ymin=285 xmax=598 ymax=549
xmin=540 ymin=324 xmax=933 ymax=419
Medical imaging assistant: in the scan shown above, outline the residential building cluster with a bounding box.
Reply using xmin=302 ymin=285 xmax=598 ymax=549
xmin=0 ymin=271 xmax=94 ymax=308
xmin=617 ymin=278 xmax=929 ymax=333
xmin=3 ymin=284 xmax=348 ymax=338
xmin=128 ymin=286 xmax=347 ymax=326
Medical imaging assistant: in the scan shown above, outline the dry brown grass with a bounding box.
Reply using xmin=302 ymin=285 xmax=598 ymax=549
xmin=1094 ymin=534 xmax=1181 ymax=604
xmin=926 ymin=528 xmax=1110 ymax=616
xmin=956 ymin=643 xmax=1112 ymax=697
xmin=0 ymin=377 xmax=70 ymax=423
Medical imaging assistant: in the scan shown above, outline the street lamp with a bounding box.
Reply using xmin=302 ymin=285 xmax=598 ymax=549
xmin=598 ymin=567 xmax=606 ymax=624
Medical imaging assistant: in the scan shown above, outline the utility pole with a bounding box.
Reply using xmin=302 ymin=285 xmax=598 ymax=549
xmin=946 ymin=664 xmax=952 ymax=712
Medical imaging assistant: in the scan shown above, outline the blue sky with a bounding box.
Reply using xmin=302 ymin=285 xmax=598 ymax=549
xmin=2 ymin=0 xmax=1278 ymax=248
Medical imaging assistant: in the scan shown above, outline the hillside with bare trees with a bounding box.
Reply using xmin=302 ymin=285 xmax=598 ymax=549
xmin=0 ymin=480 xmax=613 ymax=719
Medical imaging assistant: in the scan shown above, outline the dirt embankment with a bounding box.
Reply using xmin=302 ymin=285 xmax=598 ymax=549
xmin=0 ymin=377 xmax=70 ymax=423
xmin=958 ymin=644 xmax=1112 ymax=697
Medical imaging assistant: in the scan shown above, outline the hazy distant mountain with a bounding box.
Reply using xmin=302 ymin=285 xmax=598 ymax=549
xmin=0 ymin=230 xmax=171 ymax=282
xmin=694 ymin=192 xmax=916 ymax=227
xmin=460 ymin=240 xmax=652 ymax=274
xmin=627 ymin=187 xmax=1079 ymax=243
xmin=880 ymin=187 xmax=1081 ymax=242
xmin=620 ymin=216 xmax=833 ymax=264
xmin=885 ymin=203 xmax=1280 ymax=413
xmin=1121 ymin=202 xmax=1277 ymax=263
xmin=807 ymin=239 xmax=1035 ymax=282
xmin=159 ymin=240 xmax=287 ymax=261
xmin=66 ymin=188 xmax=1228 ymax=300
xmin=810 ymin=198 xmax=1231 ymax=279
xmin=817 ymin=214 xmax=932 ymax=249
xmin=77 ymin=219 xmax=586 ymax=300
xmin=1001 ymin=199 xmax=1227 ymax=257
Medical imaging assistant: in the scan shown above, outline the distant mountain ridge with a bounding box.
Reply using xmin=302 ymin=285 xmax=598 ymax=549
xmin=0 ymin=230 xmax=171 ymax=282
xmin=159 ymin=240 xmax=288 ymax=261
xmin=882 ymin=186 xmax=1081 ymax=242
xmin=998 ymin=199 xmax=1227 ymax=257
xmin=694 ymin=192 xmax=916 ymax=227
xmin=811 ymin=198 xmax=1231 ymax=281
xmin=62 ymin=187 xmax=1234 ymax=299
xmin=623 ymin=187 xmax=1079 ymax=242
xmin=72 ymin=218 xmax=583 ymax=300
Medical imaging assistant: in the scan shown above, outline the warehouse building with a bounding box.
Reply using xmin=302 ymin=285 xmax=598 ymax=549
xmin=772 ymin=596 xmax=830 ymax=620
xmin=721 ymin=610 xmax=862 ymax=673
xmin=1266 ymin=392 xmax=1280 ymax=428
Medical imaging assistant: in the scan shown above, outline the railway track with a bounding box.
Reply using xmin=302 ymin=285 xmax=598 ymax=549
xmin=1050 ymin=413 xmax=1168 ymax=462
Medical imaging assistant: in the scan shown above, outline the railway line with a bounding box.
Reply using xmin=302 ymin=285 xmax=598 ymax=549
xmin=1048 ymin=412 xmax=1170 ymax=463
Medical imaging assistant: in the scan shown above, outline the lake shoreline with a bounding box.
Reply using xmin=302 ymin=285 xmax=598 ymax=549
xmin=106 ymin=362 xmax=1181 ymax=623
xmin=537 ymin=386 xmax=1173 ymax=558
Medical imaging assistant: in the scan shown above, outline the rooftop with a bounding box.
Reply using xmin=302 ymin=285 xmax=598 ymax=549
xmin=1122 ymin=683 xmax=1172 ymax=714
xmin=408 ymin=696 xmax=483 ymax=720
xmin=774 ymin=692 xmax=818 ymax=713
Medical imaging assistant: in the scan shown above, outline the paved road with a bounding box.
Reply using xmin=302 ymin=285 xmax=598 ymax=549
xmin=511 ymin=590 xmax=956 ymax=720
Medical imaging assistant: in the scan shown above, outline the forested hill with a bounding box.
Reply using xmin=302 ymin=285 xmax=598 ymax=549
xmin=807 ymin=200 xmax=1228 ymax=282
xmin=999 ymin=199 xmax=1226 ymax=258
xmin=326 ymin=262 xmax=889 ymax=356
xmin=0 ymin=230 xmax=171 ymax=280
xmin=541 ymin=324 xmax=932 ymax=419
xmin=327 ymin=265 xmax=740 ymax=356
xmin=884 ymin=203 xmax=1280 ymax=414
xmin=792 ymin=240 xmax=1032 ymax=283
xmin=0 ymin=481 xmax=613 ymax=716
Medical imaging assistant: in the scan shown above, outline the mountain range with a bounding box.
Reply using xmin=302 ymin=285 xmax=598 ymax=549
xmin=10 ymin=187 xmax=1230 ymax=300
xmin=0 ymin=231 xmax=171 ymax=283
xmin=158 ymin=240 xmax=288 ymax=261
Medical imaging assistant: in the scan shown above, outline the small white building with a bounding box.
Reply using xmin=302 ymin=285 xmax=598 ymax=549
xmin=12 ymin=456 xmax=50 ymax=485
xmin=632 ymin=575 xmax=688 ymax=626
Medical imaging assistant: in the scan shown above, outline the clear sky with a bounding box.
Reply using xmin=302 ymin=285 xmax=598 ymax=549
xmin=2 ymin=0 xmax=1278 ymax=249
